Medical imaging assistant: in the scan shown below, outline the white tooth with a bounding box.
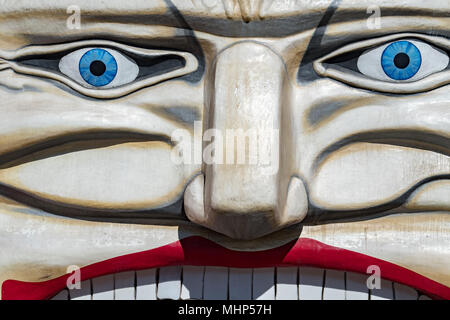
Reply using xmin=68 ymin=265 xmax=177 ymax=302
xmin=299 ymin=267 xmax=324 ymax=300
xmin=323 ymin=269 xmax=346 ymax=300
xmin=252 ymin=268 xmax=275 ymax=300
xmin=114 ymin=271 xmax=135 ymax=300
xmin=50 ymin=289 xmax=69 ymax=300
xmin=229 ymin=268 xmax=252 ymax=300
xmin=393 ymin=283 xmax=419 ymax=300
xmin=281 ymin=176 xmax=308 ymax=224
xmin=370 ymin=279 xmax=394 ymax=300
xmin=181 ymin=266 xmax=204 ymax=300
xmin=345 ymin=272 xmax=369 ymax=300
xmin=276 ymin=267 xmax=298 ymax=300
xmin=157 ymin=266 xmax=182 ymax=300
xmin=203 ymin=266 xmax=228 ymax=300
xmin=136 ymin=269 xmax=157 ymax=300
xmin=418 ymin=294 xmax=432 ymax=300
xmin=69 ymin=280 xmax=92 ymax=300
xmin=184 ymin=174 xmax=207 ymax=224
xmin=92 ymin=274 xmax=114 ymax=300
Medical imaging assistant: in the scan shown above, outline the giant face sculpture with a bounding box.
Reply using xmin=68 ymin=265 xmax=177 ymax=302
xmin=0 ymin=0 xmax=448 ymax=300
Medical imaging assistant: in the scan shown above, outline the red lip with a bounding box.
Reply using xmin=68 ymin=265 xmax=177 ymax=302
xmin=2 ymin=236 xmax=449 ymax=300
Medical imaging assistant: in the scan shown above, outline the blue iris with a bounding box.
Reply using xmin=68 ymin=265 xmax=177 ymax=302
xmin=79 ymin=48 xmax=117 ymax=86
xmin=381 ymin=41 xmax=421 ymax=80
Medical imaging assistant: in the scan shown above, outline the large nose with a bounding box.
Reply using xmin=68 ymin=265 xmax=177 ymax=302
xmin=184 ymin=42 xmax=308 ymax=239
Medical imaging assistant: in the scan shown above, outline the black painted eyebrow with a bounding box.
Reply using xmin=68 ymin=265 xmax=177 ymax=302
xmin=296 ymin=0 xmax=351 ymax=84
xmin=154 ymin=0 xmax=204 ymax=83
xmin=297 ymin=0 xmax=342 ymax=83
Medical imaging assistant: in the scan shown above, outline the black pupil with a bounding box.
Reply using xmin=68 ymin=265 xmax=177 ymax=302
xmin=90 ymin=60 xmax=106 ymax=76
xmin=393 ymin=53 xmax=410 ymax=69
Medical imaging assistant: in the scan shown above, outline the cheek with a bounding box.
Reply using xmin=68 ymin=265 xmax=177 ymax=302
xmin=0 ymin=71 xmax=203 ymax=213
xmin=0 ymin=141 xmax=188 ymax=210
xmin=310 ymin=142 xmax=450 ymax=210
xmin=290 ymin=82 xmax=450 ymax=213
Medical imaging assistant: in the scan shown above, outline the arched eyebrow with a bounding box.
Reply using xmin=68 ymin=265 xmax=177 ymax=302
xmin=297 ymin=0 xmax=342 ymax=83
xmin=162 ymin=0 xmax=205 ymax=83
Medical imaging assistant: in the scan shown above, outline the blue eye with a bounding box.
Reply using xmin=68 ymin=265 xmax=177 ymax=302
xmin=381 ymin=41 xmax=421 ymax=80
xmin=79 ymin=48 xmax=118 ymax=87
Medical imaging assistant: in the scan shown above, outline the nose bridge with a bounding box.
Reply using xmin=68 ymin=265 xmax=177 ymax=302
xmin=184 ymin=41 xmax=309 ymax=239
xmin=205 ymin=41 xmax=285 ymax=214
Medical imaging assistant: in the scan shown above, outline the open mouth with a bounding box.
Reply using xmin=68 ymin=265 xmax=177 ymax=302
xmin=2 ymin=236 xmax=448 ymax=300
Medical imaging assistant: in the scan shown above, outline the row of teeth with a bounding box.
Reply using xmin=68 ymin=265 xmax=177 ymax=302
xmin=51 ymin=266 xmax=432 ymax=300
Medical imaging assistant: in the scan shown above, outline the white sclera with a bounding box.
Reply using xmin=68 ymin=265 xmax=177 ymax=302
xmin=59 ymin=47 xmax=139 ymax=88
xmin=357 ymin=39 xmax=449 ymax=82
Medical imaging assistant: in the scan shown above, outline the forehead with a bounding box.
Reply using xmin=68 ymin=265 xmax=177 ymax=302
xmin=1 ymin=0 xmax=447 ymax=23
xmin=0 ymin=0 xmax=448 ymax=50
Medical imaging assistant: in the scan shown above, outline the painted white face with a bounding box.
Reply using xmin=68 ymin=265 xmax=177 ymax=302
xmin=0 ymin=0 xmax=448 ymax=300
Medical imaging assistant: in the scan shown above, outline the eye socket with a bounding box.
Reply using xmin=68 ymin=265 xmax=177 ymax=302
xmin=357 ymin=40 xmax=448 ymax=82
xmin=0 ymin=40 xmax=198 ymax=98
xmin=313 ymin=34 xmax=450 ymax=94
xmin=59 ymin=47 xmax=139 ymax=88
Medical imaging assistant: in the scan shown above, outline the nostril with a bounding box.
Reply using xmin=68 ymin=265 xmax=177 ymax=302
xmin=281 ymin=176 xmax=309 ymax=225
xmin=184 ymin=174 xmax=207 ymax=225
